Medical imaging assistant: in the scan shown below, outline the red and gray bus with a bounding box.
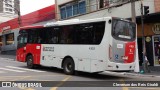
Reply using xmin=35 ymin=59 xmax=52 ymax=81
xmin=16 ymin=17 xmax=136 ymax=74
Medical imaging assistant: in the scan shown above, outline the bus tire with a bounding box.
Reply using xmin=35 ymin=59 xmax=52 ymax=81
xmin=63 ymin=58 xmax=75 ymax=75
xmin=26 ymin=55 xmax=34 ymax=69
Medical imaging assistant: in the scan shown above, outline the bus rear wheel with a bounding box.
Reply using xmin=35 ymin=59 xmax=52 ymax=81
xmin=26 ymin=55 xmax=34 ymax=69
xmin=63 ymin=58 xmax=75 ymax=75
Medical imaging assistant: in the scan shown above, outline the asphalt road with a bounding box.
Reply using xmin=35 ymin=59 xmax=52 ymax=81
xmin=0 ymin=55 xmax=160 ymax=90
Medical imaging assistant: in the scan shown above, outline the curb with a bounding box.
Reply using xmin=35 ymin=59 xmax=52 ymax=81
xmin=124 ymin=72 xmax=156 ymax=77
xmin=124 ymin=72 xmax=160 ymax=78
xmin=0 ymin=58 xmax=15 ymax=61
xmin=102 ymin=71 xmax=160 ymax=78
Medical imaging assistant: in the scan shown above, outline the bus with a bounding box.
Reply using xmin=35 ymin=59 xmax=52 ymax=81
xmin=16 ymin=17 xmax=136 ymax=75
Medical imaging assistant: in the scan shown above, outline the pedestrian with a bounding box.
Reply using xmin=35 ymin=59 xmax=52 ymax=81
xmin=145 ymin=55 xmax=150 ymax=66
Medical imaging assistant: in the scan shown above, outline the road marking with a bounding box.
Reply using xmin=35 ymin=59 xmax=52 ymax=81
xmin=25 ymin=88 xmax=35 ymax=90
xmin=0 ymin=58 xmax=15 ymax=60
xmin=0 ymin=71 xmax=5 ymax=73
xmin=0 ymin=74 xmax=67 ymax=78
xmin=50 ymin=76 xmax=72 ymax=90
xmin=6 ymin=66 xmax=46 ymax=72
xmin=120 ymin=79 xmax=129 ymax=90
xmin=0 ymin=68 xmax=26 ymax=72
xmin=0 ymin=58 xmax=8 ymax=59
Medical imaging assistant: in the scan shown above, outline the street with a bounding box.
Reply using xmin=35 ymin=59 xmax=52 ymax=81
xmin=0 ymin=55 xmax=160 ymax=90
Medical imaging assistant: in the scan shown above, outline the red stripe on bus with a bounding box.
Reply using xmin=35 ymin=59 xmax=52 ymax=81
xmin=124 ymin=42 xmax=136 ymax=63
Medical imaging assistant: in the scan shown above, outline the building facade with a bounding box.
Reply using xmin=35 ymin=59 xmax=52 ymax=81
xmin=55 ymin=0 xmax=160 ymax=67
xmin=0 ymin=0 xmax=20 ymax=23
xmin=55 ymin=0 xmax=155 ymax=20
xmin=0 ymin=5 xmax=55 ymax=54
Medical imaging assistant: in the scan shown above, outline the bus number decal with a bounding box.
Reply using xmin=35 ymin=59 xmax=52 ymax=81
xmin=89 ymin=47 xmax=95 ymax=50
xmin=43 ymin=47 xmax=54 ymax=52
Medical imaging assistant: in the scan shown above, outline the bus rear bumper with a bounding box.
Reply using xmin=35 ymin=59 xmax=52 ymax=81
xmin=106 ymin=62 xmax=135 ymax=71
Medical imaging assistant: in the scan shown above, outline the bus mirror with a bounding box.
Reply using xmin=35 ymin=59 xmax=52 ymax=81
xmin=17 ymin=36 xmax=19 ymax=41
xmin=108 ymin=19 xmax=112 ymax=24
xmin=17 ymin=36 xmax=21 ymax=43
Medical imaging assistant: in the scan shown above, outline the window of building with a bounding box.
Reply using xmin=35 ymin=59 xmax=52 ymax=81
xmin=5 ymin=33 xmax=14 ymax=45
xmin=73 ymin=3 xmax=78 ymax=15
xmin=3 ymin=0 xmax=14 ymax=13
xmin=89 ymin=0 xmax=97 ymax=12
xmin=66 ymin=4 xmax=73 ymax=17
xmin=60 ymin=6 xmax=67 ymax=19
xmin=59 ymin=0 xmax=129 ymax=20
xmin=60 ymin=0 xmax=86 ymax=19
xmin=79 ymin=0 xmax=86 ymax=14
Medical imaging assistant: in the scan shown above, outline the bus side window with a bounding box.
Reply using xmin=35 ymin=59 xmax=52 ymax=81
xmin=93 ymin=22 xmax=105 ymax=44
xmin=77 ymin=23 xmax=93 ymax=44
xmin=50 ymin=37 xmax=58 ymax=43
xmin=60 ymin=26 xmax=74 ymax=44
xmin=48 ymin=27 xmax=60 ymax=44
xmin=28 ymin=30 xmax=34 ymax=43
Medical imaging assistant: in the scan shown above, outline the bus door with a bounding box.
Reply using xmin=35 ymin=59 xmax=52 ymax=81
xmin=17 ymin=34 xmax=28 ymax=61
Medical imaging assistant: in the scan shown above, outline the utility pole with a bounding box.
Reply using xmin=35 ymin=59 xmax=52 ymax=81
xmin=17 ymin=10 xmax=21 ymax=27
xmin=131 ymin=0 xmax=136 ymax=23
xmin=140 ymin=0 xmax=150 ymax=73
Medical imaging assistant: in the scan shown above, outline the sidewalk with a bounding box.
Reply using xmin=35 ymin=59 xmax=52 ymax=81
xmin=139 ymin=66 xmax=160 ymax=76
xmin=0 ymin=54 xmax=16 ymax=60
xmin=124 ymin=66 xmax=160 ymax=77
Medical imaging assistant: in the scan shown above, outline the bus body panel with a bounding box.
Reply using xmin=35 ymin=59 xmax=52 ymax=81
xmin=111 ymin=40 xmax=136 ymax=63
xmin=40 ymin=44 xmax=107 ymax=72
xmin=17 ymin=44 xmax=41 ymax=65
xmin=26 ymin=44 xmax=41 ymax=65
xmin=17 ymin=47 xmax=26 ymax=62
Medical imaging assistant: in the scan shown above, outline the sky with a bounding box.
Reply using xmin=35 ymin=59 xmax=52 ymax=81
xmin=20 ymin=0 xmax=55 ymax=15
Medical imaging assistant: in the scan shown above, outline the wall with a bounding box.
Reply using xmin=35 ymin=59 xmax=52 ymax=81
xmin=55 ymin=0 xmax=155 ymax=20
xmin=137 ymin=23 xmax=154 ymax=37
xmin=1 ymin=29 xmax=19 ymax=51
xmin=137 ymin=23 xmax=160 ymax=38
xmin=154 ymin=0 xmax=160 ymax=12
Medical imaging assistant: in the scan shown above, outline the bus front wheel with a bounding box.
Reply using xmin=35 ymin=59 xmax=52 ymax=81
xmin=26 ymin=55 xmax=34 ymax=69
xmin=63 ymin=58 xmax=75 ymax=75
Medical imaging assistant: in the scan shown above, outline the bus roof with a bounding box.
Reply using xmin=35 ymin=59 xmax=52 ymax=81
xmin=44 ymin=17 xmax=113 ymax=27
xmin=20 ymin=25 xmax=43 ymax=30
xmin=19 ymin=17 xmax=133 ymax=30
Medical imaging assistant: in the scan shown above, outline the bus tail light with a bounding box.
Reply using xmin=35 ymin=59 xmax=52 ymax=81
xmin=109 ymin=44 xmax=112 ymax=60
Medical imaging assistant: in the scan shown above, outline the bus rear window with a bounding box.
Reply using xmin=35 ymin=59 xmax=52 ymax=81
xmin=112 ymin=19 xmax=136 ymax=41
